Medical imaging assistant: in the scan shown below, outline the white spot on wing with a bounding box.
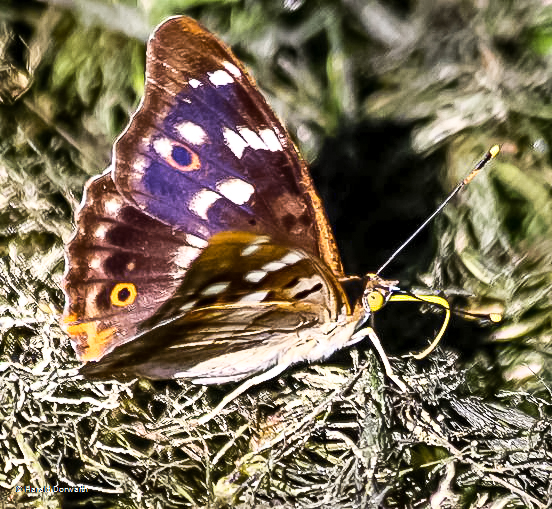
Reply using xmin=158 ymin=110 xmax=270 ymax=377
xmin=258 ymin=251 xmax=304 ymax=273
xmin=223 ymin=127 xmax=283 ymax=159
xmin=238 ymin=290 xmax=269 ymax=303
xmin=201 ymin=281 xmax=230 ymax=297
xmin=262 ymin=261 xmax=287 ymax=272
xmin=178 ymin=299 xmax=198 ymax=314
xmin=94 ymin=224 xmax=108 ymax=239
xmin=174 ymin=246 xmax=201 ymax=269
xmin=189 ymin=189 xmax=221 ymax=220
xmin=241 ymin=244 xmax=260 ymax=256
xmin=208 ymin=69 xmax=234 ymax=87
xmin=186 ymin=234 xmax=208 ymax=249
xmin=259 ymin=128 xmax=283 ymax=151
xmin=189 ymin=79 xmax=202 ymax=88
xmin=89 ymin=257 xmax=101 ymax=270
xmin=280 ymin=251 xmax=304 ymax=265
xmin=241 ymin=236 xmax=270 ymax=257
xmin=238 ymin=128 xmax=267 ymax=150
xmin=223 ymin=128 xmax=248 ymax=158
xmin=176 ymin=121 xmax=208 ymax=145
xmin=84 ymin=286 xmax=101 ymax=311
xmin=223 ymin=61 xmax=241 ymax=77
xmin=153 ymin=137 xmax=172 ymax=158
xmin=244 ymin=270 xmax=267 ymax=283
xmin=216 ymin=178 xmax=254 ymax=205
xmin=104 ymin=197 xmax=123 ymax=215
xmin=133 ymin=156 xmax=147 ymax=175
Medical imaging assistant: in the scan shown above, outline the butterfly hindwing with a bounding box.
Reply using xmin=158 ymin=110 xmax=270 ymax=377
xmin=80 ymin=232 xmax=355 ymax=380
xmin=62 ymin=172 xmax=207 ymax=361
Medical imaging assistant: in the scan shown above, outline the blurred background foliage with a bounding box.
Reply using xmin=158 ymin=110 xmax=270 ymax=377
xmin=0 ymin=0 xmax=551 ymax=507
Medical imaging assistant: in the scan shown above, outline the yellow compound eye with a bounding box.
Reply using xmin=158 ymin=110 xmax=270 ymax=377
xmin=110 ymin=282 xmax=137 ymax=307
xmin=366 ymin=291 xmax=385 ymax=312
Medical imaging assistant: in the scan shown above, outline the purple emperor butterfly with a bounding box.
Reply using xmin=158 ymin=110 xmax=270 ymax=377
xmin=61 ymin=16 xmax=498 ymax=406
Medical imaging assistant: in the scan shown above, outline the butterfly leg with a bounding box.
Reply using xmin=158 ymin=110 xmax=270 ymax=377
xmin=348 ymin=327 xmax=408 ymax=392
xmin=194 ymin=363 xmax=289 ymax=426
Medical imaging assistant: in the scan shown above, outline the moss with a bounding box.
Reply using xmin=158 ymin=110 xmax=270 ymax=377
xmin=1 ymin=1 xmax=550 ymax=507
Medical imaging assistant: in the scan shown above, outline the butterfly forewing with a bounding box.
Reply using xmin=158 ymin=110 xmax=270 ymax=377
xmin=114 ymin=16 xmax=343 ymax=276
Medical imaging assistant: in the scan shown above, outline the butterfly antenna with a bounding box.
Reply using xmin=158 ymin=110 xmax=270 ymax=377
xmin=451 ymin=307 xmax=503 ymax=323
xmin=376 ymin=145 xmax=500 ymax=275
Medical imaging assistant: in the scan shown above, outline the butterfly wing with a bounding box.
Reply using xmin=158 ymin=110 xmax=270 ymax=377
xmin=62 ymin=16 xmax=347 ymax=367
xmin=80 ymin=232 xmax=356 ymax=380
xmin=62 ymin=172 xmax=211 ymax=360
xmin=114 ymin=16 xmax=343 ymax=276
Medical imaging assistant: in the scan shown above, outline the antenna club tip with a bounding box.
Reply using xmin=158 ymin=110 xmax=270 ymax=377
xmin=489 ymin=312 xmax=502 ymax=323
xmin=490 ymin=145 xmax=500 ymax=158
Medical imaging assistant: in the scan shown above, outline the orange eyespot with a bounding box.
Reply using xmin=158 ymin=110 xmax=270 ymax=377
xmin=110 ymin=282 xmax=137 ymax=307
xmin=168 ymin=143 xmax=201 ymax=172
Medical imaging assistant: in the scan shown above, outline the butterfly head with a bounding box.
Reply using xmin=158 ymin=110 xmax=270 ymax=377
xmin=361 ymin=273 xmax=400 ymax=314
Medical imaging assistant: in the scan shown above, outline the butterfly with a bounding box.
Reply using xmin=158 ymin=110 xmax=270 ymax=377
xmin=62 ymin=16 xmax=494 ymax=412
